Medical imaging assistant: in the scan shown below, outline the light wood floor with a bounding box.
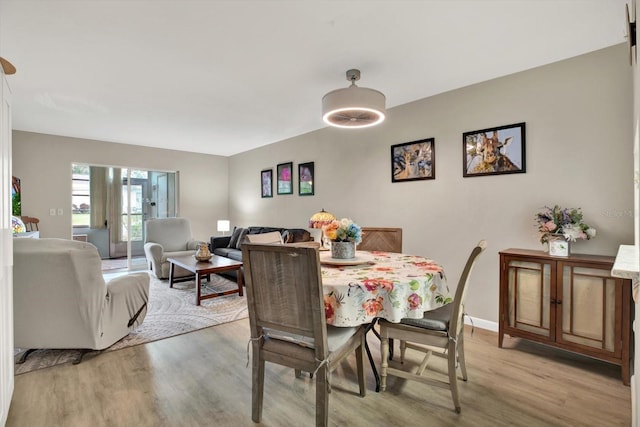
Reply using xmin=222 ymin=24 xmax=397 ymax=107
xmin=7 ymin=320 xmax=631 ymax=427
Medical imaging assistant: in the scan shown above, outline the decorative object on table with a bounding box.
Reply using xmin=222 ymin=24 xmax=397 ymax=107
xmin=276 ymin=162 xmax=293 ymax=195
xmin=298 ymin=161 xmax=314 ymax=196
xmin=309 ymin=208 xmax=336 ymax=249
xmin=535 ymin=205 xmax=596 ymax=256
xmin=217 ymin=219 xmax=230 ymax=236
xmin=11 ymin=215 xmax=25 ymax=234
xmin=463 ymin=122 xmax=526 ymax=177
xmin=260 ymin=169 xmax=273 ymax=198
xmin=194 ymin=242 xmax=212 ymax=262
xmin=322 ymin=218 xmax=362 ymax=259
xmin=391 ymin=138 xmax=435 ymax=182
xmin=322 ymin=68 xmax=385 ymax=128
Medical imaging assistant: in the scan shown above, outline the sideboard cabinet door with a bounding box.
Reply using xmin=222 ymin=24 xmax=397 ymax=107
xmin=500 ymin=256 xmax=555 ymax=346
xmin=499 ymin=248 xmax=631 ymax=385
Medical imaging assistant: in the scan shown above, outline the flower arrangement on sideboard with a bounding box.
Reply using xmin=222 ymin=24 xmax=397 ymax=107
xmin=535 ymin=205 xmax=596 ymax=244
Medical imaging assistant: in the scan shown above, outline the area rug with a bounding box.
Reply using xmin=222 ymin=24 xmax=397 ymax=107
xmin=14 ymin=273 xmax=248 ymax=375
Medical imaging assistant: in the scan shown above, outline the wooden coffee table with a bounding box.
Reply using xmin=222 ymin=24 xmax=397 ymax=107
xmin=167 ymin=255 xmax=243 ymax=306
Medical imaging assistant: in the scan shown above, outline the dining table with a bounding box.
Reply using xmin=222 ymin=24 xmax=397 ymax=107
xmin=319 ymin=250 xmax=450 ymax=391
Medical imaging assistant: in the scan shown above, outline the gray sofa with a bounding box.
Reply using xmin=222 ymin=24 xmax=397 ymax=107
xmin=209 ymin=226 xmax=314 ymax=279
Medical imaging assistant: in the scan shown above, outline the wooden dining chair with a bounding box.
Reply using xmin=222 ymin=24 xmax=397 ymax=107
xmin=379 ymin=239 xmax=487 ymax=413
xmin=20 ymin=216 xmax=39 ymax=232
xmin=358 ymin=227 xmax=402 ymax=252
xmin=241 ymin=242 xmax=366 ymax=427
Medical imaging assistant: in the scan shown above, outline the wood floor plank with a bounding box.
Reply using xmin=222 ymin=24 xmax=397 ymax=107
xmin=7 ymin=321 xmax=631 ymax=426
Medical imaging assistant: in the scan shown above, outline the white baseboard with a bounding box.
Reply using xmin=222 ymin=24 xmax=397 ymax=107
xmin=464 ymin=315 xmax=498 ymax=332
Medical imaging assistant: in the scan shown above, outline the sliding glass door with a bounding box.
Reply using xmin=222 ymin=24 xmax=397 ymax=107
xmin=72 ymin=164 xmax=178 ymax=271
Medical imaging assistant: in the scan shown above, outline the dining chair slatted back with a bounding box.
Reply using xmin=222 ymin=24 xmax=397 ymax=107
xmin=379 ymin=239 xmax=487 ymax=414
xmin=20 ymin=216 xmax=39 ymax=232
xmin=241 ymin=242 xmax=366 ymax=427
xmin=358 ymin=227 xmax=402 ymax=253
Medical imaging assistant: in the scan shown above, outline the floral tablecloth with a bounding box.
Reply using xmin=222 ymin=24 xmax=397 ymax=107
xmin=322 ymin=251 xmax=450 ymax=327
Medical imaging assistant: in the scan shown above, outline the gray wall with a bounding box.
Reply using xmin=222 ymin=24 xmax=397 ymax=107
xmin=228 ymin=44 xmax=634 ymax=325
xmin=11 ymin=44 xmax=634 ymax=326
xmin=12 ymin=132 xmax=229 ymax=243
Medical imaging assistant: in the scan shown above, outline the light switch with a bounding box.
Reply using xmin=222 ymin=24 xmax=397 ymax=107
xmin=49 ymin=208 xmax=56 ymax=216
xmin=57 ymin=208 xmax=63 ymax=216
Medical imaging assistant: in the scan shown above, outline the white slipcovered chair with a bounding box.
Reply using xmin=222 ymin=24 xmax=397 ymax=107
xmin=143 ymin=217 xmax=200 ymax=279
xmin=13 ymin=238 xmax=150 ymax=363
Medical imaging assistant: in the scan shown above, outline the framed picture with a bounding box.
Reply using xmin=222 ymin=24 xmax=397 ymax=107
xmin=463 ymin=122 xmax=526 ymax=178
xmin=298 ymin=162 xmax=314 ymax=196
xmin=261 ymin=169 xmax=273 ymax=198
xmin=391 ymin=138 xmax=435 ymax=182
xmin=276 ymin=162 xmax=293 ymax=195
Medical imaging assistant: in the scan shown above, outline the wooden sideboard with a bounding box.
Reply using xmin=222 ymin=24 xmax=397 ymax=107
xmin=498 ymin=248 xmax=632 ymax=385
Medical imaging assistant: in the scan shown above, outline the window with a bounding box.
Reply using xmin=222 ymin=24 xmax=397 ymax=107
xmin=72 ymin=164 xmax=90 ymax=227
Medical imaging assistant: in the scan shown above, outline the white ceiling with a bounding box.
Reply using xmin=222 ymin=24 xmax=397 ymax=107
xmin=0 ymin=0 xmax=631 ymax=156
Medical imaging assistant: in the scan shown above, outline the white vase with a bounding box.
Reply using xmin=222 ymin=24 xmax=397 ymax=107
xmin=331 ymin=241 xmax=356 ymax=259
xmin=548 ymin=237 xmax=569 ymax=257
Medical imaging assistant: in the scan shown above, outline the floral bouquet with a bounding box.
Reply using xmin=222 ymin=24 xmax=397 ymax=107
xmin=535 ymin=205 xmax=596 ymax=244
xmin=322 ymin=218 xmax=362 ymax=244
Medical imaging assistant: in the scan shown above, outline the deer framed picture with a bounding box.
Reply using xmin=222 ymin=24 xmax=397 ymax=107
xmin=463 ymin=122 xmax=526 ymax=177
xmin=391 ymin=138 xmax=435 ymax=182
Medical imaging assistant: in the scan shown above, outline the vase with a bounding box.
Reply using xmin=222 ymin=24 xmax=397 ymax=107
xmin=548 ymin=236 xmax=569 ymax=257
xmin=195 ymin=242 xmax=212 ymax=261
xmin=331 ymin=241 xmax=356 ymax=259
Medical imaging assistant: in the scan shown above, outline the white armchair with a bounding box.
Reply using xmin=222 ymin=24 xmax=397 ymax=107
xmin=13 ymin=238 xmax=150 ymax=361
xmin=143 ymin=217 xmax=200 ymax=279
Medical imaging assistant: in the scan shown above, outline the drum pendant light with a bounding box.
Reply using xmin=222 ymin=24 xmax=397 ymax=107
xmin=322 ymin=69 xmax=385 ymax=128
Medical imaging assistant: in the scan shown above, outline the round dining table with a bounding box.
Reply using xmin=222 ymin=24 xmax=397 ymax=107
xmin=320 ymin=250 xmax=450 ymax=391
xmin=320 ymin=250 xmax=450 ymax=327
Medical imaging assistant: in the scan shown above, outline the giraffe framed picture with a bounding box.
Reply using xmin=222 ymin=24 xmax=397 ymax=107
xmin=463 ymin=122 xmax=526 ymax=178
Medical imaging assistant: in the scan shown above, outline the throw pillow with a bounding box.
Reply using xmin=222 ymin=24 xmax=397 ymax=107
xmin=245 ymin=231 xmax=283 ymax=244
xmin=234 ymin=228 xmax=249 ymax=249
xmin=228 ymin=227 xmax=245 ymax=248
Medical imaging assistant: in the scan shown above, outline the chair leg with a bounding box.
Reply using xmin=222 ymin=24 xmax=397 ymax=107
xmin=400 ymin=339 xmax=407 ymax=363
xmin=252 ymin=352 xmax=265 ymax=423
xmin=380 ymin=333 xmax=389 ymax=392
xmin=356 ymin=335 xmax=366 ymax=397
xmin=295 ymin=369 xmax=303 ymax=378
xmin=15 ymin=348 xmax=36 ymax=364
xmin=316 ymin=364 xmax=329 ymax=427
xmin=458 ymin=332 xmax=468 ymax=381
xmin=447 ymin=340 xmax=461 ymax=413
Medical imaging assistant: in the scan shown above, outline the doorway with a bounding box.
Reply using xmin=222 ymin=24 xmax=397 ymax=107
xmin=71 ymin=164 xmax=178 ymax=271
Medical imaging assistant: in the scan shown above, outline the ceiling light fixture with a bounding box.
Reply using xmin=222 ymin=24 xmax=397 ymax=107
xmin=322 ymin=69 xmax=385 ymax=129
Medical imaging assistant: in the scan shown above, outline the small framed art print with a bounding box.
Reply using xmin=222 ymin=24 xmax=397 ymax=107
xmin=261 ymin=169 xmax=273 ymax=198
xmin=277 ymin=162 xmax=293 ymax=195
xmin=298 ymin=162 xmax=314 ymax=196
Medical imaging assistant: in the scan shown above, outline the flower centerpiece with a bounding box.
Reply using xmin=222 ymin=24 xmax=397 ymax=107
xmin=535 ymin=205 xmax=596 ymax=255
xmin=322 ymin=218 xmax=362 ymax=259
